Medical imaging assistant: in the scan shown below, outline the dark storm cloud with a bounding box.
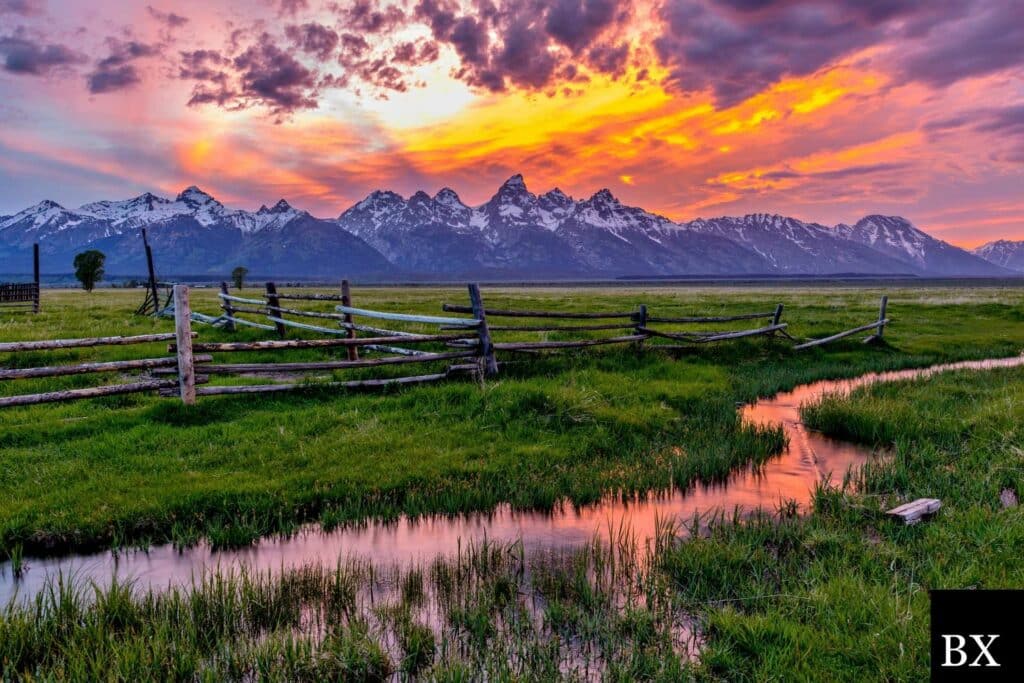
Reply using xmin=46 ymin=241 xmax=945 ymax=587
xmin=926 ymin=105 xmax=1024 ymax=137
xmin=413 ymin=0 xmax=632 ymax=92
xmin=179 ymin=49 xmax=229 ymax=81
xmin=587 ymin=41 xmax=629 ymax=77
xmin=147 ymin=6 xmax=189 ymax=29
xmin=924 ymin=103 xmax=1024 ymax=164
xmin=653 ymin=0 xmax=1021 ymax=108
xmin=232 ymin=33 xmax=320 ymax=114
xmin=331 ymin=0 xmax=407 ymax=33
xmin=0 ymin=32 xmax=85 ymax=75
xmin=391 ymin=39 xmax=440 ymax=66
xmin=339 ymin=33 xmax=371 ymax=59
xmin=898 ymin=3 xmax=1024 ymax=88
xmin=180 ymin=33 xmax=321 ymax=115
xmin=87 ymin=40 xmax=159 ymax=93
xmin=545 ymin=0 xmax=622 ymax=54
xmin=285 ymin=22 xmax=339 ymax=60
xmin=654 ymin=0 xmax=902 ymax=106
xmin=178 ymin=49 xmax=235 ymax=106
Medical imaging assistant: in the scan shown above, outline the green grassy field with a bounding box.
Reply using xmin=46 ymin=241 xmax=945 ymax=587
xmin=1 ymin=285 xmax=1023 ymax=680
xmin=0 ymin=285 xmax=1021 ymax=556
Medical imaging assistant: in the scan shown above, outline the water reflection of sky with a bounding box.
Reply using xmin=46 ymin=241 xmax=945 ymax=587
xmin=3 ymin=355 xmax=1020 ymax=604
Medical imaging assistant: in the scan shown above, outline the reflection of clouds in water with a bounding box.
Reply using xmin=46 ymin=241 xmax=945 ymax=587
xmin=4 ymin=355 xmax=1022 ymax=605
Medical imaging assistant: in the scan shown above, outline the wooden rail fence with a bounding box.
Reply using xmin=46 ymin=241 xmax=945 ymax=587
xmin=0 ymin=330 xmax=203 ymax=407
xmin=0 ymin=283 xmax=894 ymax=407
xmin=793 ymin=296 xmax=889 ymax=350
xmin=0 ymin=244 xmax=40 ymax=314
xmin=171 ymin=284 xmax=488 ymax=404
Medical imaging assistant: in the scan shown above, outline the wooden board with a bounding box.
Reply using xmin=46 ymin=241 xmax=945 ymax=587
xmin=886 ymin=498 xmax=941 ymax=524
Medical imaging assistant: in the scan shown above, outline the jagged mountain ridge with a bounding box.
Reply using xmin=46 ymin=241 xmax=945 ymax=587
xmin=0 ymin=176 xmax=1012 ymax=279
xmin=0 ymin=187 xmax=392 ymax=278
xmin=834 ymin=215 xmax=1002 ymax=277
xmin=973 ymin=240 xmax=1024 ymax=272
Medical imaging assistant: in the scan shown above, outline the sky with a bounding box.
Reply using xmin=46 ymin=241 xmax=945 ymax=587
xmin=0 ymin=0 xmax=1022 ymax=247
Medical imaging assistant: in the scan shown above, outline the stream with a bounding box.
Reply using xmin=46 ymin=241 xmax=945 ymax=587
xmin=2 ymin=355 xmax=1022 ymax=605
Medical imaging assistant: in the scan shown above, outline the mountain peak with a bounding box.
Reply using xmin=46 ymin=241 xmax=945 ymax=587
xmin=540 ymin=188 xmax=573 ymax=207
xmin=356 ymin=189 xmax=404 ymax=208
xmin=590 ymin=189 xmax=618 ymax=204
xmin=500 ymin=174 xmax=527 ymax=191
xmin=271 ymin=199 xmax=292 ymax=212
xmin=176 ymin=185 xmax=216 ymax=204
xmin=435 ymin=187 xmax=464 ymax=206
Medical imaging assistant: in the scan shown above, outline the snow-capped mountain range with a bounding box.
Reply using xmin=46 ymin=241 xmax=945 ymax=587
xmin=973 ymin=240 xmax=1024 ymax=273
xmin=0 ymin=175 xmax=1014 ymax=279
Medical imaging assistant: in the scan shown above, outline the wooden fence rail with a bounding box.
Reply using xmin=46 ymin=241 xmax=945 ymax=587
xmin=0 ymin=327 xmax=195 ymax=407
xmin=0 ymin=283 xmax=894 ymax=407
xmin=442 ymin=303 xmax=634 ymax=320
xmin=793 ymin=296 xmax=890 ymax=350
xmin=165 ymin=284 xmax=490 ymax=402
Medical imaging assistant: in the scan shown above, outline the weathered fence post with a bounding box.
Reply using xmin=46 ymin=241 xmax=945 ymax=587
xmin=468 ymin=283 xmax=498 ymax=376
xmin=220 ymin=282 xmax=235 ymax=332
xmin=770 ymin=303 xmax=784 ymax=336
xmin=634 ymin=304 xmax=647 ymax=348
xmin=874 ymin=295 xmax=888 ymax=342
xmin=32 ymin=243 xmax=40 ymax=313
xmin=143 ymin=229 xmax=159 ymax=316
xmin=341 ymin=279 xmax=359 ymax=361
xmin=265 ymin=282 xmax=286 ymax=339
xmin=173 ymin=285 xmax=196 ymax=405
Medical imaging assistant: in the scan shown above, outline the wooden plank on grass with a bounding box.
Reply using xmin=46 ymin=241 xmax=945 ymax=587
xmin=196 ymin=350 xmax=476 ymax=374
xmin=483 ymin=322 xmax=635 ymax=332
xmin=218 ymin=292 xmax=267 ymax=305
xmin=639 ymin=324 xmax=786 ymax=342
xmin=0 ymin=355 xmax=212 ymax=380
xmin=0 ymin=379 xmax=177 ymax=408
xmin=176 ymin=333 xmax=477 ymax=353
xmin=493 ymin=334 xmax=646 ymax=351
xmin=442 ymin=303 xmax=634 ymax=319
xmin=336 ymin=305 xmax=481 ymax=327
xmin=886 ymin=498 xmax=941 ymax=525
xmin=793 ymin=319 xmax=890 ymax=350
xmin=645 ymin=311 xmax=775 ymax=323
xmin=222 ymin=315 xmax=277 ymax=331
xmin=0 ymin=332 xmax=181 ymax=353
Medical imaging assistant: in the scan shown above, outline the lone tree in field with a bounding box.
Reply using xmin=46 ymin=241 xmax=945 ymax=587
xmin=231 ymin=266 xmax=248 ymax=290
xmin=73 ymin=250 xmax=105 ymax=292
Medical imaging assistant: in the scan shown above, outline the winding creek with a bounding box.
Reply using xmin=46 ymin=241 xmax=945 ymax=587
xmin=2 ymin=355 xmax=1022 ymax=605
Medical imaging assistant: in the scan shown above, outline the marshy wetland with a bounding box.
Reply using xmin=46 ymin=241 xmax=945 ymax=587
xmin=1 ymin=285 xmax=1023 ymax=679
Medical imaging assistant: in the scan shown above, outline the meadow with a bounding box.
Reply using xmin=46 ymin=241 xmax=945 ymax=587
xmin=0 ymin=285 xmax=1021 ymax=557
xmin=1 ymin=284 xmax=1023 ymax=679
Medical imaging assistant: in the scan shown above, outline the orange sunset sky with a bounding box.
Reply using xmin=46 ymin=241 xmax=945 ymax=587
xmin=0 ymin=0 xmax=1022 ymax=247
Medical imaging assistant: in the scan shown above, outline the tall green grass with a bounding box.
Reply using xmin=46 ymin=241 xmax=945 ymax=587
xmin=0 ymin=286 xmax=1021 ymax=557
xmin=0 ymin=534 xmax=691 ymax=680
